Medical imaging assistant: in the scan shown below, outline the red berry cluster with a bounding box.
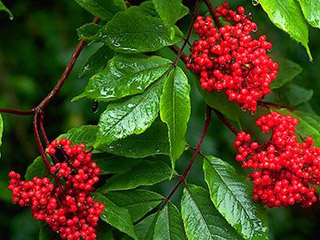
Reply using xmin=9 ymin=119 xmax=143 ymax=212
xmin=233 ymin=112 xmax=320 ymax=207
xmin=8 ymin=138 xmax=105 ymax=240
xmin=185 ymin=3 xmax=278 ymax=112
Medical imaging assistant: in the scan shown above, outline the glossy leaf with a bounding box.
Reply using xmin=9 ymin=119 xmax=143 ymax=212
xmin=257 ymin=0 xmax=311 ymax=59
xmin=134 ymin=213 xmax=158 ymax=240
xmin=196 ymin=79 xmax=240 ymax=121
xmin=153 ymin=0 xmax=183 ymax=27
xmin=94 ymin=75 xmax=166 ymax=146
xmin=160 ymin=67 xmax=190 ymax=168
xmin=203 ymin=156 xmax=268 ymax=239
xmin=105 ymin=189 xmax=163 ymax=222
xmin=278 ymin=109 xmax=320 ymax=146
xmin=297 ymin=0 xmax=320 ymax=28
xmin=0 ymin=0 xmax=13 ymax=19
xmin=77 ymin=23 xmax=101 ymax=41
xmin=97 ymin=159 xmax=172 ymax=193
xmin=181 ymin=185 xmax=240 ymax=240
xmin=270 ymin=57 xmax=302 ymax=89
xmin=75 ymin=54 xmax=171 ymax=102
xmin=94 ymin=193 xmax=137 ymax=239
xmin=79 ymin=45 xmax=114 ymax=78
xmin=74 ymin=0 xmax=126 ymax=20
xmin=39 ymin=223 xmax=59 ymax=240
xmin=280 ymin=84 xmax=313 ymax=106
xmin=0 ymin=114 xmax=3 ymax=158
xmin=92 ymin=153 xmax=142 ymax=175
xmin=99 ymin=121 xmax=170 ymax=158
xmin=25 ymin=157 xmax=48 ymax=181
xmin=154 ymin=202 xmax=186 ymax=240
xmin=59 ymin=125 xmax=97 ymax=148
xmin=98 ymin=9 xmax=182 ymax=53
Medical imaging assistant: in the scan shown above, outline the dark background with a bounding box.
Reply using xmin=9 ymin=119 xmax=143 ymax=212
xmin=0 ymin=0 xmax=319 ymax=239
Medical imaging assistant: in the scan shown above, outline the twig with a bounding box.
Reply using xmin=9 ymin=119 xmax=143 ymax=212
xmin=0 ymin=108 xmax=35 ymax=115
xmin=257 ymin=100 xmax=294 ymax=111
xmin=172 ymin=0 xmax=200 ymax=66
xmin=163 ymin=106 xmax=212 ymax=205
xmin=202 ymin=0 xmax=221 ymax=28
xmin=213 ymin=109 xmax=238 ymax=135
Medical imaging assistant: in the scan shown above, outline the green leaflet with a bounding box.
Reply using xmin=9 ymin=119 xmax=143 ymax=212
xmin=0 ymin=0 xmax=13 ymax=19
xmin=257 ymin=0 xmax=312 ymax=60
xmin=278 ymin=84 xmax=313 ymax=106
xmin=105 ymin=189 xmax=163 ymax=222
xmin=94 ymin=73 xmax=167 ymax=146
xmin=77 ymin=23 xmax=101 ymax=41
xmin=278 ymin=109 xmax=320 ymax=146
xmin=160 ymin=67 xmax=191 ymax=169
xmin=97 ymin=9 xmax=183 ymax=53
xmin=74 ymin=54 xmax=171 ymax=102
xmin=74 ymin=0 xmax=126 ymax=21
xmin=97 ymin=159 xmax=172 ymax=193
xmin=154 ymin=202 xmax=186 ymax=240
xmin=93 ymin=193 xmax=137 ymax=240
xmin=152 ymin=0 xmax=184 ymax=27
xmin=92 ymin=153 xmax=142 ymax=175
xmin=270 ymin=57 xmax=302 ymax=89
xmin=25 ymin=157 xmax=49 ymax=181
xmin=297 ymin=0 xmax=320 ymax=28
xmin=203 ymin=156 xmax=269 ymax=240
xmin=181 ymin=185 xmax=241 ymax=240
xmin=100 ymin=121 xmax=170 ymax=158
xmin=58 ymin=125 xmax=97 ymax=148
xmin=78 ymin=45 xmax=114 ymax=78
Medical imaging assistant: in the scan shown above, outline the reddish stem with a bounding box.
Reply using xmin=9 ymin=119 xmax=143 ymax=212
xmin=0 ymin=108 xmax=35 ymax=115
xmin=213 ymin=109 xmax=238 ymax=135
xmin=202 ymin=0 xmax=221 ymax=28
xmin=164 ymin=106 xmax=212 ymax=204
xmin=37 ymin=17 xmax=100 ymax=110
xmin=257 ymin=100 xmax=294 ymax=111
xmin=172 ymin=0 xmax=200 ymax=66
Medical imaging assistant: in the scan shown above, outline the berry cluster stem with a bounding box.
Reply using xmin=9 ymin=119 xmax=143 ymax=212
xmin=202 ymin=0 xmax=221 ymax=28
xmin=213 ymin=109 xmax=238 ymax=135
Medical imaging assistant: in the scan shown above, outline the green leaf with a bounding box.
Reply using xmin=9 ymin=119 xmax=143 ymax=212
xmin=0 ymin=114 xmax=3 ymax=158
xmin=97 ymin=159 xmax=172 ymax=193
xmin=277 ymin=109 xmax=320 ymax=146
xmin=154 ymin=202 xmax=186 ymax=240
xmin=99 ymin=121 xmax=170 ymax=158
xmin=196 ymin=80 xmax=240 ymax=121
xmin=105 ymin=189 xmax=163 ymax=222
xmin=79 ymin=45 xmax=114 ymax=78
xmin=134 ymin=213 xmax=158 ymax=240
xmin=92 ymin=153 xmax=142 ymax=174
xmin=74 ymin=0 xmax=126 ymax=21
xmin=0 ymin=0 xmax=13 ymax=20
xmin=25 ymin=157 xmax=48 ymax=181
xmin=279 ymin=84 xmax=313 ymax=106
xmin=297 ymin=0 xmax=320 ymax=28
xmin=39 ymin=224 xmax=59 ymax=240
xmin=75 ymin=54 xmax=171 ymax=102
xmin=59 ymin=125 xmax=97 ymax=148
xmin=257 ymin=0 xmax=311 ymax=60
xmin=153 ymin=0 xmax=183 ymax=27
xmin=160 ymin=67 xmax=190 ymax=169
xmin=270 ymin=57 xmax=302 ymax=89
xmin=181 ymin=185 xmax=241 ymax=240
xmin=77 ymin=23 xmax=101 ymax=41
xmin=94 ymin=193 xmax=138 ymax=240
xmin=203 ymin=156 xmax=268 ymax=240
xmin=98 ymin=10 xmax=182 ymax=53
xmin=94 ymin=73 xmax=167 ymax=146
